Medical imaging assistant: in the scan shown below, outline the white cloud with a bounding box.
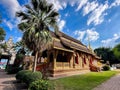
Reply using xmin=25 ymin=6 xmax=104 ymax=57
xmin=58 ymin=20 xmax=66 ymax=31
xmin=0 ymin=0 xmax=21 ymax=18
xmin=110 ymin=0 xmax=120 ymax=8
xmin=65 ymin=13 xmax=69 ymax=17
xmin=47 ymin=0 xmax=67 ymax=11
xmin=46 ymin=0 xmax=118 ymax=26
xmin=74 ymin=30 xmax=86 ymax=41
xmin=83 ymin=1 xmax=98 ymax=16
xmin=76 ymin=0 xmax=88 ymax=11
xmin=17 ymin=37 xmax=22 ymax=42
xmin=87 ymin=2 xmax=108 ymax=25
xmin=14 ymin=37 xmax=22 ymax=42
xmin=74 ymin=28 xmax=99 ymax=41
xmin=101 ymin=33 xmax=120 ymax=47
xmin=108 ymin=19 xmax=111 ymax=22
xmin=3 ymin=19 xmax=13 ymax=31
xmin=48 ymin=0 xmax=88 ymax=12
xmin=85 ymin=29 xmax=99 ymax=41
xmin=48 ymin=0 xmax=117 ymax=26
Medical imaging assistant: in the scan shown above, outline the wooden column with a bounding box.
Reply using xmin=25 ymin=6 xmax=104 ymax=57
xmin=79 ymin=53 xmax=82 ymax=68
xmin=73 ymin=52 xmax=75 ymax=68
xmin=69 ymin=53 xmax=73 ymax=68
xmin=53 ymin=50 xmax=58 ymax=69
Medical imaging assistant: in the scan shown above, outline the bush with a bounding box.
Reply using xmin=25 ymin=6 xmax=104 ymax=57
xmin=28 ymin=79 xmax=49 ymax=90
xmin=102 ymin=65 xmax=110 ymax=71
xmin=15 ymin=70 xmax=42 ymax=85
xmin=23 ymin=71 xmax=43 ymax=85
xmin=16 ymin=70 xmax=32 ymax=82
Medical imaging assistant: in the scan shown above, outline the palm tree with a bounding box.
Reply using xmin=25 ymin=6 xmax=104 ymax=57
xmin=16 ymin=0 xmax=59 ymax=72
xmin=0 ymin=16 xmax=6 ymax=56
xmin=0 ymin=28 xmax=6 ymax=42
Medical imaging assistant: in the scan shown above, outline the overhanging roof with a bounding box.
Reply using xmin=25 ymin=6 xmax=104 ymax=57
xmin=51 ymin=31 xmax=92 ymax=54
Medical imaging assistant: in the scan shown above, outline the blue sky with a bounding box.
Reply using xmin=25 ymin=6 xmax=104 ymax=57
xmin=0 ymin=0 xmax=120 ymax=49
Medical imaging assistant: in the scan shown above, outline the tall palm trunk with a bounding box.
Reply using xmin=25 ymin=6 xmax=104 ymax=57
xmin=33 ymin=51 xmax=38 ymax=72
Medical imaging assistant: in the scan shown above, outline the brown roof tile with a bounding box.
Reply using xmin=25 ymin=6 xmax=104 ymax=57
xmin=50 ymin=31 xmax=94 ymax=54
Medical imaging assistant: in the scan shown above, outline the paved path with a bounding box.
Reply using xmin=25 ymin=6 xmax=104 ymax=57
xmin=94 ymin=73 xmax=120 ymax=90
xmin=0 ymin=69 xmax=27 ymax=90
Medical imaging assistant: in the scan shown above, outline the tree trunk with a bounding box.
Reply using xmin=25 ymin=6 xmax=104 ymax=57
xmin=33 ymin=51 xmax=38 ymax=72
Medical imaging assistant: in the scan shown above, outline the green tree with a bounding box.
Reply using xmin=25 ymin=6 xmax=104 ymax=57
xmin=0 ymin=27 xmax=6 ymax=42
xmin=16 ymin=0 xmax=59 ymax=72
xmin=0 ymin=14 xmax=6 ymax=56
xmin=14 ymin=40 xmax=31 ymax=55
xmin=113 ymin=44 xmax=120 ymax=61
xmin=14 ymin=40 xmax=31 ymax=67
xmin=94 ymin=47 xmax=116 ymax=65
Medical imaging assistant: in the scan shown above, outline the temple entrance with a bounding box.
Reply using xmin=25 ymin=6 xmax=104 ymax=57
xmin=0 ymin=37 xmax=16 ymax=69
xmin=0 ymin=54 xmax=11 ymax=69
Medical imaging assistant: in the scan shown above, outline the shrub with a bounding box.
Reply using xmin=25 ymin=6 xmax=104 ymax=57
xmin=16 ymin=70 xmax=32 ymax=82
xmin=15 ymin=70 xmax=42 ymax=85
xmin=28 ymin=79 xmax=49 ymax=90
xmin=23 ymin=71 xmax=43 ymax=85
xmin=102 ymin=65 xmax=110 ymax=71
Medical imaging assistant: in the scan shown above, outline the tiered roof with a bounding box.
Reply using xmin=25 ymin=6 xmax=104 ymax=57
xmin=50 ymin=31 xmax=100 ymax=59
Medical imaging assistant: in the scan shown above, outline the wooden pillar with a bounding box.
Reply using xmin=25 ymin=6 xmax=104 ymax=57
xmin=79 ymin=53 xmax=82 ymax=68
xmin=69 ymin=53 xmax=73 ymax=68
xmin=53 ymin=50 xmax=58 ymax=69
xmin=73 ymin=52 xmax=75 ymax=68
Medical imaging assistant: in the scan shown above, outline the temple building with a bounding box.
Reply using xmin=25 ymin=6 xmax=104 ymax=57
xmin=24 ymin=31 xmax=102 ymax=77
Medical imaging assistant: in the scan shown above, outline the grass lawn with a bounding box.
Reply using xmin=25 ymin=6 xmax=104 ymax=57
xmin=51 ymin=71 xmax=118 ymax=90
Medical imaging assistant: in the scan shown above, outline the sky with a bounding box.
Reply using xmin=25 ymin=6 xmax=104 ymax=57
xmin=0 ymin=0 xmax=120 ymax=49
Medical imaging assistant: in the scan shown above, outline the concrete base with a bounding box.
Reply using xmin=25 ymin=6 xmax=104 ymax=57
xmin=49 ymin=69 xmax=90 ymax=79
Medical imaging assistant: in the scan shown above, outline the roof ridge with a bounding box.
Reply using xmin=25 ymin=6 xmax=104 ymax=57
xmin=56 ymin=31 xmax=85 ymax=46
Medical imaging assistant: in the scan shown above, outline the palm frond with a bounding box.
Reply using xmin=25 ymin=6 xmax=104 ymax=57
xmin=18 ymin=23 xmax=28 ymax=31
xmin=25 ymin=4 xmax=35 ymax=15
xmin=31 ymin=0 xmax=39 ymax=11
xmin=16 ymin=11 xmax=29 ymax=20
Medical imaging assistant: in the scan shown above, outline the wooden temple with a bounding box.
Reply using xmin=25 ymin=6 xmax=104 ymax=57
xmin=24 ymin=31 xmax=102 ymax=77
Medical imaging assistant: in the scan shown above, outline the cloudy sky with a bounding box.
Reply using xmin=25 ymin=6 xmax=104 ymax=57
xmin=0 ymin=0 xmax=120 ymax=49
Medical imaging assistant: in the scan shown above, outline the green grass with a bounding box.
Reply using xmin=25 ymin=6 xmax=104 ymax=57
xmin=51 ymin=71 xmax=118 ymax=90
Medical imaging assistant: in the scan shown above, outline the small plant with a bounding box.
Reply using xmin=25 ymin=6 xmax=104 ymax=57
xmin=102 ymin=65 xmax=110 ymax=71
xmin=28 ymin=79 xmax=49 ymax=90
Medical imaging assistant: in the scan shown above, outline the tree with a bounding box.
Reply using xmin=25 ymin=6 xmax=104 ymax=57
xmin=94 ymin=47 xmax=116 ymax=65
xmin=14 ymin=40 xmax=31 ymax=55
xmin=0 ymin=14 xmax=6 ymax=56
xmin=16 ymin=0 xmax=59 ymax=72
xmin=113 ymin=44 xmax=120 ymax=61
xmin=0 ymin=16 xmax=6 ymax=42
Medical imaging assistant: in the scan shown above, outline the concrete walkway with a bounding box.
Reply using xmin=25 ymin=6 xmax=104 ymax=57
xmin=0 ymin=69 xmax=27 ymax=90
xmin=94 ymin=73 xmax=120 ymax=90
